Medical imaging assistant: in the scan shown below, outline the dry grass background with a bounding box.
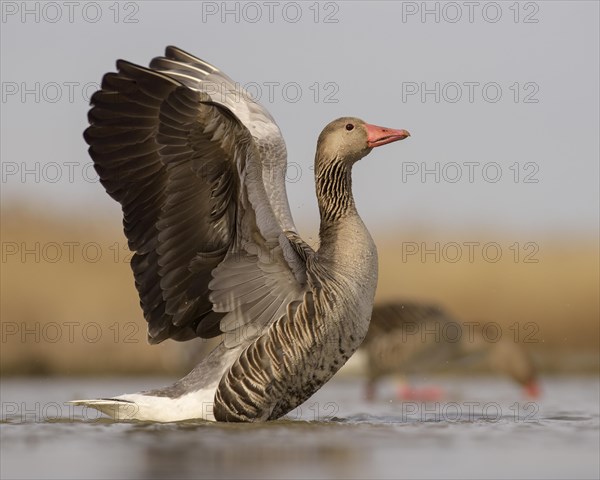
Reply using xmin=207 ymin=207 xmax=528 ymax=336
xmin=1 ymin=207 xmax=598 ymax=376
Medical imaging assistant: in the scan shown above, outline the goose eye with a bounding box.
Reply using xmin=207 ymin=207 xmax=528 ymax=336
xmin=345 ymin=123 xmax=354 ymax=131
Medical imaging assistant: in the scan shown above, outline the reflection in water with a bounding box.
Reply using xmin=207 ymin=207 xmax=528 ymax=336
xmin=135 ymin=423 xmax=363 ymax=479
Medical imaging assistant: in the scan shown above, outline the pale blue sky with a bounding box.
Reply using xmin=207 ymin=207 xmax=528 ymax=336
xmin=1 ymin=1 xmax=598 ymax=240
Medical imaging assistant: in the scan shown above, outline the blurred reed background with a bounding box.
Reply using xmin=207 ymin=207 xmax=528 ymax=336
xmin=2 ymin=205 xmax=598 ymax=377
xmin=2 ymin=2 xmax=598 ymax=383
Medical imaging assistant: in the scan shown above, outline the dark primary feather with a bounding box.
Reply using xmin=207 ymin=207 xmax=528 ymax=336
xmin=86 ymin=58 xmax=248 ymax=344
xmin=85 ymin=47 xmax=306 ymax=347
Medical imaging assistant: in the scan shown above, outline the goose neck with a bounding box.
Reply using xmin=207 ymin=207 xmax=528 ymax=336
xmin=315 ymin=156 xmax=355 ymax=227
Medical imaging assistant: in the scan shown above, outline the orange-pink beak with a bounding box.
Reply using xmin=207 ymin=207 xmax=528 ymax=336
xmin=365 ymin=123 xmax=410 ymax=148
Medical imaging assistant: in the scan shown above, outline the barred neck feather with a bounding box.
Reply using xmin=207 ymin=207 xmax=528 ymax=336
xmin=315 ymin=157 xmax=355 ymax=225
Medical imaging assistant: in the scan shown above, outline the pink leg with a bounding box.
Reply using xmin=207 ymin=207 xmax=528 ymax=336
xmin=365 ymin=380 xmax=376 ymax=402
xmin=397 ymin=384 xmax=444 ymax=401
xmin=523 ymin=380 xmax=541 ymax=399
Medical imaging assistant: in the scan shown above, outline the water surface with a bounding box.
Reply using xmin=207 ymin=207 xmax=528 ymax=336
xmin=1 ymin=376 xmax=598 ymax=479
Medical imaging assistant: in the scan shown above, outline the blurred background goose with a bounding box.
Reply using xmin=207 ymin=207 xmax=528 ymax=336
xmin=362 ymin=302 xmax=540 ymax=401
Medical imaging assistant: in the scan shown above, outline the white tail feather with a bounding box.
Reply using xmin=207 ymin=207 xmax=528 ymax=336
xmin=68 ymin=388 xmax=218 ymax=422
xmin=67 ymin=399 xmax=142 ymax=421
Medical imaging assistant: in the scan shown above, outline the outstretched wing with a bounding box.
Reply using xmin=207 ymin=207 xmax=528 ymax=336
xmin=149 ymin=46 xmax=296 ymax=235
xmin=85 ymin=47 xmax=311 ymax=345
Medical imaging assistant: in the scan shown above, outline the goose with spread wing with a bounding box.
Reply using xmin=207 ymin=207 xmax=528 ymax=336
xmin=70 ymin=46 xmax=410 ymax=422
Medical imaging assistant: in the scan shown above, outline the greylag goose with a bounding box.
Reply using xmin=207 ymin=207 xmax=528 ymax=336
xmin=70 ymin=46 xmax=410 ymax=422
xmin=362 ymin=302 xmax=540 ymax=400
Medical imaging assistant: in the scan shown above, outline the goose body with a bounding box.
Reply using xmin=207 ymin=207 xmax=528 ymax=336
xmin=71 ymin=46 xmax=409 ymax=422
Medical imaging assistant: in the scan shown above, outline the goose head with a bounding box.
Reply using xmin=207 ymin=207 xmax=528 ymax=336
xmin=316 ymin=117 xmax=410 ymax=166
xmin=488 ymin=340 xmax=541 ymax=399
